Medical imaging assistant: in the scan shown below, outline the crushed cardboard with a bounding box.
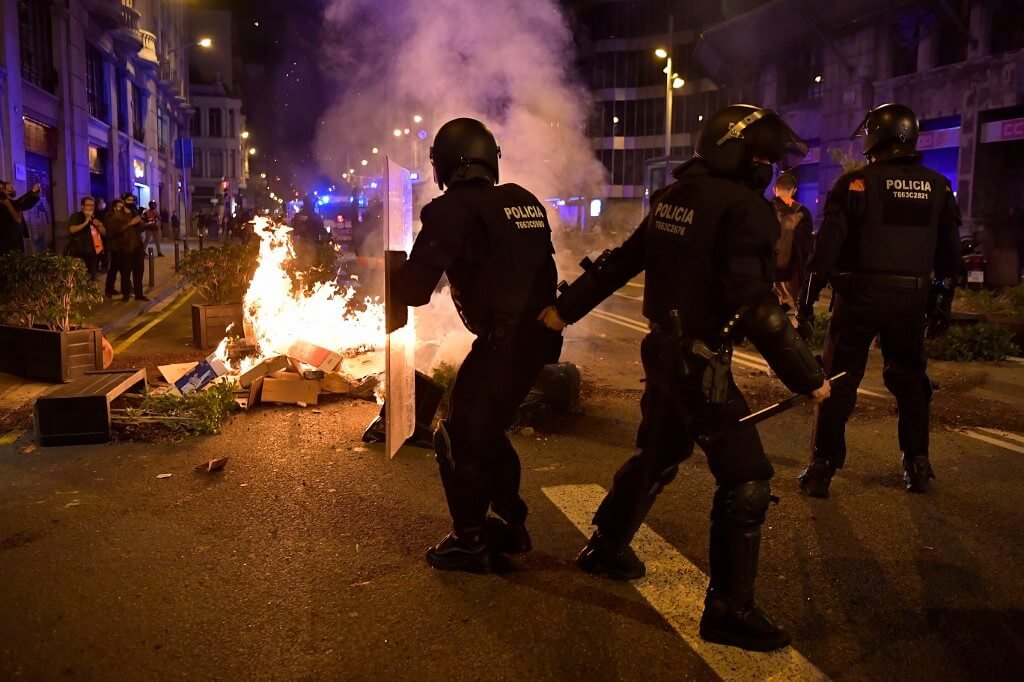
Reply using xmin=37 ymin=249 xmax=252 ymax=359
xmin=173 ymin=352 xmax=228 ymax=395
xmin=238 ymin=355 xmax=289 ymax=388
xmin=261 ymin=372 xmax=320 ymax=406
xmin=286 ymin=340 xmax=343 ymax=373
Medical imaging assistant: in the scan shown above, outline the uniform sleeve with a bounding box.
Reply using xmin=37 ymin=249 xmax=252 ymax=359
xmin=934 ymin=182 xmax=962 ymax=281
xmin=721 ymin=196 xmax=825 ymax=394
xmin=717 ymin=195 xmax=777 ymax=311
xmin=14 ymin=192 xmax=40 ymax=211
xmin=806 ymin=175 xmax=859 ymax=279
xmin=390 ymin=199 xmax=473 ymax=307
xmin=554 ymin=217 xmax=647 ymax=323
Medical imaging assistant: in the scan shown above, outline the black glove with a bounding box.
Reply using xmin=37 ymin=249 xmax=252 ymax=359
xmin=925 ymin=277 xmax=954 ymax=340
xmin=796 ymin=304 xmax=815 ymax=342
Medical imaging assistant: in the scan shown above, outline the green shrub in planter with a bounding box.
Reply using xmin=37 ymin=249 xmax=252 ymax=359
xmin=179 ymin=243 xmax=259 ymax=305
xmin=927 ymin=323 xmax=1019 ymax=362
xmin=0 ymin=251 xmax=101 ymax=330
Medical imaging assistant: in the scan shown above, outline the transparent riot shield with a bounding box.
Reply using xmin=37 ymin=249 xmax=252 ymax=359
xmin=384 ymin=158 xmax=416 ymax=458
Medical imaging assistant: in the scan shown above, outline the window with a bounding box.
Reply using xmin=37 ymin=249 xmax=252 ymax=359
xmin=208 ymin=108 xmax=223 ymax=138
xmin=86 ymin=46 xmax=107 ymax=121
xmin=193 ymin=151 xmax=205 ymax=178
xmin=228 ymin=149 xmax=236 ymax=179
xmin=157 ymin=107 xmax=169 ymax=153
xmin=190 ymin=109 xmax=202 ymax=137
xmin=132 ymin=84 xmax=146 ymax=142
xmin=117 ymin=72 xmax=129 ymax=133
xmin=17 ymin=0 xmax=55 ymax=92
xmin=209 ymin=150 xmax=224 ymax=178
xmin=892 ymin=17 xmax=920 ymax=76
xmin=779 ymin=49 xmax=822 ymax=104
xmin=936 ymin=2 xmax=970 ymax=66
xmin=228 ymin=109 xmax=236 ymax=138
xmin=992 ymin=1 xmax=1024 ymax=53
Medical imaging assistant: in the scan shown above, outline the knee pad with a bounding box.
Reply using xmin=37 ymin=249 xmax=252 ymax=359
xmin=714 ymin=480 xmax=771 ymax=526
xmin=433 ymin=419 xmax=454 ymax=471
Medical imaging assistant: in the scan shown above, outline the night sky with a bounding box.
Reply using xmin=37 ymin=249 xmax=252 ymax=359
xmin=199 ymin=0 xmax=332 ymax=191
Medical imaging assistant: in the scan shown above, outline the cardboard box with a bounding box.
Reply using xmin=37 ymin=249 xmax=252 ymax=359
xmin=174 ymin=353 xmax=228 ymax=395
xmin=286 ymin=340 xmax=343 ymax=373
xmin=261 ymin=374 xmax=320 ymax=406
xmin=237 ymin=355 xmax=289 ymax=388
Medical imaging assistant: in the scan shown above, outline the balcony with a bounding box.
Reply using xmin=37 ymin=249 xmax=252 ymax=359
xmin=137 ymin=29 xmax=159 ymax=67
xmin=83 ymin=0 xmax=121 ymax=30
xmin=112 ymin=0 xmax=143 ymax=54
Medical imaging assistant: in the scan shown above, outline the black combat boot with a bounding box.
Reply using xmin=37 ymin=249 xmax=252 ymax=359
xmin=425 ymin=532 xmax=491 ymax=573
xmin=486 ymin=516 xmax=532 ymax=555
xmin=576 ymin=531 xmax=646 ymax=581
xmin=700 ymin=481 xmax=791 ymax=652
xmin=903 ymin=454 xmax=935 ymax=494
xmin=797 ymin=458 xmax=835 ymax=498
xmin=699 ymin=589 xmax=792 ymax=652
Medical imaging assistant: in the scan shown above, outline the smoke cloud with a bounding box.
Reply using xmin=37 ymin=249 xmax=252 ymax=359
xmin=316 ymin=0 xmax=609 ymax=372
xmin=316 ymin=0 xmax=606 ymax=205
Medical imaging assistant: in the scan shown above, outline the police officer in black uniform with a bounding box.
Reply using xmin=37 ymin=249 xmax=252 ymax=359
xmin=796 ymin=103 xmax=962 ymax=497
xmin=389 ymin=118 xmax=562 ymax=573
xmin=540 ymin=104 xmax=830 ymax=652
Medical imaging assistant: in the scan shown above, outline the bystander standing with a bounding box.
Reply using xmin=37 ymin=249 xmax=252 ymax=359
xmin=67 ymin=196 xmax=106 ymax=278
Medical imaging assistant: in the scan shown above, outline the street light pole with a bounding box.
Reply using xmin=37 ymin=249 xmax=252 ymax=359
xmin=662 ymin=15 xmax=675 ymax=187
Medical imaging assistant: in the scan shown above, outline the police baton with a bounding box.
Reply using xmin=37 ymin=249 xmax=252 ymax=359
xmin=697 ymin=372 xmax=847 ymax=448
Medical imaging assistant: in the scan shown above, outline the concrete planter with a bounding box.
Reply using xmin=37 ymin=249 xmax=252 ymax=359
xmin=191 ymin=303 xmax=245 ymax=350
xmin=0 ymin=324 xmax=103 ymax=383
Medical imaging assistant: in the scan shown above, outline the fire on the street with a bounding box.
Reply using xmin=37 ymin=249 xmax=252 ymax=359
xmin=214 ymin=217 xmax=386 ymax=379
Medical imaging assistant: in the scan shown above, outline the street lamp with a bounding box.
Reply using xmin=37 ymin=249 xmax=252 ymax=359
xmin=372 ymin=147 xmax=379 ymax=154
xmin=248 ymin=147 xmax=256 ymax=156
xmin=413 ymin=114 xmax=423 ymax=124
xmin=393 ymin=129 xmax=402 ymax=137
xmin=655 ymin=47 xmax=675 ymax=173
xmin=167 ymin=37 xmax=213 ymax=54
xmin=241 ymin=131 xmax=250 ymax=140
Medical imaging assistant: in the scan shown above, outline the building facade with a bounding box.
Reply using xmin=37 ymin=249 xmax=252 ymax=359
xmin=695 ymin=0 xmax=1024 ymax=284
xmin=186 ymin=7 xmax=247 ymax=219
xmin=0 ymin=0 xmax=192 ymax=252
xmin=565 ymin=0 xmax=731 ymax=228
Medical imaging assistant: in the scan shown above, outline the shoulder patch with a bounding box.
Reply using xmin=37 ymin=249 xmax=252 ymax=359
xmin=849 ymin=178 xmax=866 ymax=192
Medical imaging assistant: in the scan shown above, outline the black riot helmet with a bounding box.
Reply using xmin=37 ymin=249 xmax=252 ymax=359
xmin=851 ymin=103 xmax=919 ymax=159
xmin=693 ymin=104 xmax=808 ymax=188
xmin=429 ymin=118 xmax=502 ymax=190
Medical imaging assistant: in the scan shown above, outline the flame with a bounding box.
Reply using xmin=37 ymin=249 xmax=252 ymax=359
xmin=212 ymin=217 xmax=386 ymax=375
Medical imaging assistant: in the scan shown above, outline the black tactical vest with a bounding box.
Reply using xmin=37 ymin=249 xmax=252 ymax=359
xmin=642 ymin=166 xmax=777 ymax=342
xmin=843 ymin=158 xmax=950 ymax=277
xmin=434 ymin=183 xmax=557 ymax=333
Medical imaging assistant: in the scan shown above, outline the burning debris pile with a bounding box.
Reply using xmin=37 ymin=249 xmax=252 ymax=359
xmin=153 ymin=217 xmax=389 ymax=418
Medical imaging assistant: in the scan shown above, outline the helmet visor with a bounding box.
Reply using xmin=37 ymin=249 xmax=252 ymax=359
xmin=717 ymin=109 xmax=810 ymax=170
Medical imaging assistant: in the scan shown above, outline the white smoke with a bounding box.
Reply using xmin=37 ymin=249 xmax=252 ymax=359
xmin=316 ymin=0 xmax=606 ymax=205
xmin=316 ymin=0 xmax=607 ymax=372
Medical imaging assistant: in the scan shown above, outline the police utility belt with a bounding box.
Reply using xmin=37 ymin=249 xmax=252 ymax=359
xmin=652 ymin=309 xmax=744 ymax=406
xmin=831 ymin=272 xmax=927 ymax=293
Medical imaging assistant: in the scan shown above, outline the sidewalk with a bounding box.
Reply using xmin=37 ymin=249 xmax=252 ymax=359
xmin=0 ymin=242 xmax=193 ymax=421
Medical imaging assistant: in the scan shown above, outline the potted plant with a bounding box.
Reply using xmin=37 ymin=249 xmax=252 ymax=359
xmin=0 ymin=252 xmax=104 ymax=382
xmin=180 ymin=244 xmax=258 ymax=349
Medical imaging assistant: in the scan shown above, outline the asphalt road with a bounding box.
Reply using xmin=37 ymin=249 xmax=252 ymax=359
xmin=2 ymin=281 xmax=1024 ymax=681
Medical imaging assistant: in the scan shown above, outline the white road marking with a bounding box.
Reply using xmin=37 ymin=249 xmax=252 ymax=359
xmin=962 ymin=429 xmax=1024 ymax=454
xmin=542 ymin=484 xmax=828 ymax=682
xmin=613 ymin=292 xmax=644 ymax=302
xmin=976 ymin=427 xmax=1024 ymax=445
xmin=591 ymin=309 xmax=649 ymax=334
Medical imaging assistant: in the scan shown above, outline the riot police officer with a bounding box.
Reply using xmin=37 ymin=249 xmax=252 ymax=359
xmin=389 ymin=118 xmax=562 ymax=573
xmin=797 ymin=103 xmax=962 ymax=497
xmin=540 ymin=104 xmax=830 ymax=652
